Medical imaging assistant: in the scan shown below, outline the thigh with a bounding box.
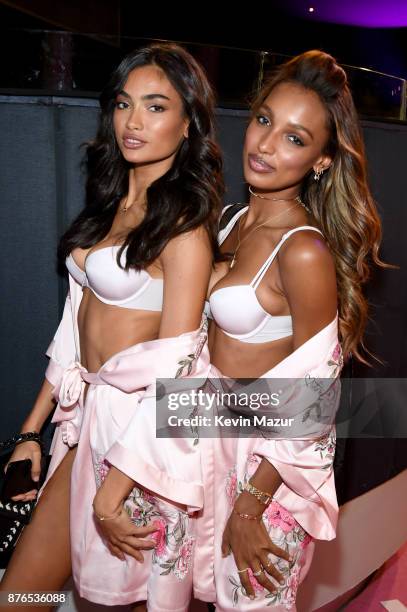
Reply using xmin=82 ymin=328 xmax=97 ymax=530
xmin=0 ymin=446 xmax=77 ymax=595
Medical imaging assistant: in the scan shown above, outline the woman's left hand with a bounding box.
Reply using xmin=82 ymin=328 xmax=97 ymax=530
xmin=221 ymin=496 xmax=291 ymax=599
xmin=93 ymin=498 xmax=158 ymax=562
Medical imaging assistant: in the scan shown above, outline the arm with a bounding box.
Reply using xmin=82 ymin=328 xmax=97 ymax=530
xmin=20 ymin=380 xmax=56 ymax=434
xmin=249 ymin=232 xmax=337 ymax=501
xmin=21 ymin=290 xmax=79 ymax=434
xmin=44 ymin=292 xmax=78 ymax=388
xmin=6 ymin=291 xmax=78 ymax=500
xmin=93 ymin=228 xmax=212 ymax=554
xmin=280 ymin=230 xmax=337 ymax=349
xmin=234 ymin=232 xmax=337 ymax=507
xmin=158 ymin=225 xmax=212 ymax=337
xmin=4 ymin=380 xmax=56 ymax=501
xmin=222 ymin=232 xmax=338 ymax=597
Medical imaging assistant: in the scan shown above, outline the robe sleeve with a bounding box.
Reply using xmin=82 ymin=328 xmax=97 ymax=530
xmin=44 ymin=292 xmax=78 ymax=389
xmin=256 ymin=430 xmax=336 ymax=500
xmin=254 ymin=429 xmax=338 ymax=540
xmin=105 ymin=335 xmax=210 ymax=513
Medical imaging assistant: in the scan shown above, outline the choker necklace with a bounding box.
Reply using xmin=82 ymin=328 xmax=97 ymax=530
xmin=248 ymin=185 xmax=311 ymax=213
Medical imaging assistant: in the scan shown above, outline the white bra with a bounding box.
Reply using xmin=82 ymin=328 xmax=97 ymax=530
xmin=206 ymin=206 xmax=324 ymax=343
xmin=66 ymin=245 xmax=163 ymax=311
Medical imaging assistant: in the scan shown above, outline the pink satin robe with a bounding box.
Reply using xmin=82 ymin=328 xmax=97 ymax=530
xmin=195 ymin=318 xmax=342 ymax=611
xmin=39 ymin=268 xmax=341 ymax=611
xmin=38 ymin=274 xmax=211 ymax=610
xmin=93 ymin=311 xmax=342 ymax=610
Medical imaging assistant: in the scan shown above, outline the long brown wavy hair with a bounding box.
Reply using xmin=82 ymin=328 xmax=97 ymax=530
xmin=252 ymin=50 xmax=389 ymax=364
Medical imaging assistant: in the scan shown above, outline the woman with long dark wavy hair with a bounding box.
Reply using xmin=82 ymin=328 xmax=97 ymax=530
xmin=0 ymin=43 xmax=223 ymax=611
xmin=197 ymin=50 xmax=386 ymax=610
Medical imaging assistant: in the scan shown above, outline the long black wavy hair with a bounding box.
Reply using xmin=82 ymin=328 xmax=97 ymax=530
xmin=58 ymin=43 xmax=224 ymax=269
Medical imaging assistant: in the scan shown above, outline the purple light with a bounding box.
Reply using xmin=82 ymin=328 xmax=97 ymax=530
xmin=289 ymin=0 xmax=407 ymax=27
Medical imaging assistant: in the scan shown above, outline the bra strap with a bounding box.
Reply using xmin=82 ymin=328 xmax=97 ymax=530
xmin=218 ymin=205 xmax=249 ymax=245
xmin=219 ymin=203 xmax=247 ymax=231
xmin=251 ymin=226 xmax=324 ymax=290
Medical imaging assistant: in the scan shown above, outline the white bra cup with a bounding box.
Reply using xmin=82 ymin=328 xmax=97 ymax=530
xmin=210 ymin=285 xmax=271 ymax=336
xmin=66 ymin=254 xmax=87 ymax=287
xmin=208 ymin=208 xmax=323 ymax=343
xmin=85 ymin=248 xmax=152 ymax=304
xmin=66 ymin=246 xmax=163 ymax=311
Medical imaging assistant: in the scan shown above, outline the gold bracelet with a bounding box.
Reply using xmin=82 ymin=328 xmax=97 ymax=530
xmin=243 ymin=481 xmax=273 ymax=506
xmin=93 ymin=506 xmax=123 ymax=521
xmin=233 ymin=509 xmax=262 ymax=521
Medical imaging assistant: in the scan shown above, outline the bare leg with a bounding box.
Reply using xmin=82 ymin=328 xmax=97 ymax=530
xmin=0 ymin=447 xmax=77 ymax=612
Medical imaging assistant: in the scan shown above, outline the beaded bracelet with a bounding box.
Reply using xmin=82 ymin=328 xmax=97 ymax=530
xmin=233 ymin=509 xmax=262 ymax=521
xmin=0 ymin=431 xmax=42 ymax=452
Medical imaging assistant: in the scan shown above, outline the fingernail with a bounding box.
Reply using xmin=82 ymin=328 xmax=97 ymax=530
xmin=280 ymin=579 xmax=285 ymax=585
xmin=249 ymin=595 xmax=255 ymax=600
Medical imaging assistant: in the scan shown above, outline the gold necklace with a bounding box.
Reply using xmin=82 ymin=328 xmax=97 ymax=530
xmin=121 ymin=195 xmax=131 ymax=213
xmin=121 ymin=195 xmax=134 ymax=213
xmin=121 ymin=195 xmax=146 ymax=214
xmin=248 ymin=185 xmax=311 ymax=213
xmin=230 ymin=202 xmax=300 ymax=269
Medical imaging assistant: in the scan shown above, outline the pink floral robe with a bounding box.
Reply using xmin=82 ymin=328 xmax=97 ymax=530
xmin=38 ymin=273 xmax=211 ymax=610
xmin=39 ymin=267 xmax=341 ymax=611
xmin=174 ymin=316 xmax=341 ymax=611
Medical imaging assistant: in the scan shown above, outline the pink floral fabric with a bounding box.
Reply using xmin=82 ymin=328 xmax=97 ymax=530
xmin=224 ymin=466 xmax=314 ymax=610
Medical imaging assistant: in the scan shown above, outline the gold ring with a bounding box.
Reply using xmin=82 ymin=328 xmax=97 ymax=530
xmin=237 ymin=567 xmax=249 ymax=574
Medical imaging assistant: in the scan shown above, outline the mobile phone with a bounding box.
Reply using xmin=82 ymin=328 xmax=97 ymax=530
xmin=1 ymin=459 xmax=39 ymax=499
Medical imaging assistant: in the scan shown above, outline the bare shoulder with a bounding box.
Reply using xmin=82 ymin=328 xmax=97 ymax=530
xmin=159 ymin=226 xmax=212 ymax=337
xmin=276 ymin=227 xmax=337 ymax=338
xmin=278 ymin=227 xmax=335 ymax=277
xmin=161 ymin=225 xmax=212 ymax=266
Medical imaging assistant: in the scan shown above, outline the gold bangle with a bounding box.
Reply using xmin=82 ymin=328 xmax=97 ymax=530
xmin=93 ymin=506 xmax=123 ymax=521
xmin=233 ymin=509 xmax=262 ymax=521
xmin=243 ymin=481 xmax=273 ymax=506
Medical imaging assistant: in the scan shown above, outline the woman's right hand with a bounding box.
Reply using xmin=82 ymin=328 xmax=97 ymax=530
xmin=94 ymin=503 xmax=158 ymax=563
xmin=3 ymin=441 xmax=42 ymax=502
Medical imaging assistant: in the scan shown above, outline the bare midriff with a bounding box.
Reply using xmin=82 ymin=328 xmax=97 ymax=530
xmin=208 ymin=322 xmax=293 ymax=379
xmin=71 ymin=237 xmax=163 ymax=373
xmin=77 ymin=289 xmax=161 ymax=373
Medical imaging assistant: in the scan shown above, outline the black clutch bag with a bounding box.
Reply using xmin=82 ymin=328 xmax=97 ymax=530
xmin=0 ymin=433 xmax=49 ymax=566
xmin=1 ymin=458 xmax=45 ymax=500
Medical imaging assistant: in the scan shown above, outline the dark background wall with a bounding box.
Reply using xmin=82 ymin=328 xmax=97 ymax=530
xmin=1 ymin=1 xmax=407 ymax=79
